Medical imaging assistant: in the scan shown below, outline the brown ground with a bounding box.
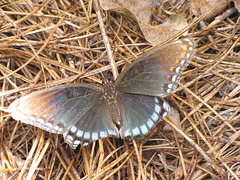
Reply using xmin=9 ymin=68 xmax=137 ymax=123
xmin=0 ymin=0 xmax=240 ymax=179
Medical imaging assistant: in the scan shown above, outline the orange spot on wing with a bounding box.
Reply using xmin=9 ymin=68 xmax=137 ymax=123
xmin=41 ymin=114 xmax=48 ymax=119
xmin=183 ymin=45 xmax=188 ymax=50
xmin=170 ymin=67 xmax=175 ymax=71
xmin=49 ymin=118 xmax=54 ymax=122
xmin=176 ymin=59 xmax=181 ymax=64
xmin=32 ymin=112 xmax=38 ymax=116
xmin=181 ymin=52 xmax=187 ymax=57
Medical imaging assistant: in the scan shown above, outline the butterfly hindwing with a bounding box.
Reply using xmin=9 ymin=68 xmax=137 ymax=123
xmin=117 ymin=93 xmax=170 ymax=139
xmin=63 ymin=99 xmax=119 ymax=148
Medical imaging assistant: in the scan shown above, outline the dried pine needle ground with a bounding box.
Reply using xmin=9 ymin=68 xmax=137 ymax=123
xmin=0 ymin=1 xmax=240 ymax=179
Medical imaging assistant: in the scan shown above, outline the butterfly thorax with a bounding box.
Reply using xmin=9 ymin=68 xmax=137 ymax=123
xmin=102 ymin=80 xmax=122 ymax=129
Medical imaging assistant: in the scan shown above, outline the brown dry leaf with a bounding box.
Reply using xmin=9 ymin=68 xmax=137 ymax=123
xmin=174 ymin=163 xmax=191 ymax=179
xmin=189 ymin=0 xmax=231 ymax=20
xmin=233 ymin=0 xmax=240 ymax=12
xmin=140 ymin=13 xmax=188 ymax=44
xmin=99 ymin=0 xmax=156 ymax=23
xmin=99 ymin=0 xmax=189 ymax=44
xmin=164 ymin=107 xmax=181 ymax=130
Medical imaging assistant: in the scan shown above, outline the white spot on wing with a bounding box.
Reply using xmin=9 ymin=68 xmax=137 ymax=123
xmin=124 ymin=129 xmax=131 ymax=137
xmin=163 ymin=102 xmax=169 ymax=111
xmin=67 ymin=135 xmax=73 ymax=141
xmin=162 ymin=111 xmax=168 ymax=117
xmin=167 ymin=88 xmax=172 ymax=93
xmin=173 ymin=40 xmax=181 ymax=44
xmin=176 ymin=67 xmax=181 ymax=73
xmin=187 ymin=40 xmax=194 ymax=46
xmin=82 ymin=142 xmax=89 ymax=146
xmin=36 ymin=118 xmax=44 ymax=124
xmin=92 ymin=132 xmax=98 ymax=140
xmin=70 ymin=126 xmax=77 ymax=133
xmin=181 ymin=60 xmax=185 ymax=66
xmin=45 ymin=122 xmax=53 ymax=128
xmin=29 ymin=116 xmax=35 ymax=121
xmin=76 ymin=130 xmax=83 ymax=137
xmin=100 ymin=131 xmax=107 ymax=138
xmin=74 ymin=140 xmax=81 ymax=145
xmin=108 ymin=129 xmax=116 ymax=136
xmin=140 ymin=124 xmax=148 ymax=135
xmin=132 ymin=127 xmax=140 ymax=136
xmin=11 ymin=112 xmax=25 ymax=121
xmin=151 ymin=112 xmax=159 ymax=122
xmin=84 ymin=132 xmax=90 ymax=139
xmin=53 ymin=125 xmax=60 ymax=131
xmin=146 ymin=118 xmax=154 ymax=128
xmin=154 ymin=104 xmax=161 ymax=113
xmin=171 ymin=75 xmax=178 ymax=82
xmin=168 ymin=84 xmax=174 ymax=89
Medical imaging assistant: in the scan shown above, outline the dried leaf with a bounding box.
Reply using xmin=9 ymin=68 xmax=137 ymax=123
xmin=233 ymin=0 xmax=240 ymax=12
xmin=99 ymin=0 xmax=189 ymax=44
xmin=140 ymin=13 xmax=188 ymax=44
xmin=164 ymin=107 xmax=181 ymax=130
xmin=189 ymin=0 xmax=231 ymax=20
xmin=99 ymin=0 xmax=156 ymax=23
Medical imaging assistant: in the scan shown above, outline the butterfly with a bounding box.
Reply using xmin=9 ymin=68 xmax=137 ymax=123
xmin=9 ymin=39 xmax=195 ymax=148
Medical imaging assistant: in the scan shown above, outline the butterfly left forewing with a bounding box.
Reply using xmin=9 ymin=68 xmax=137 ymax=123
xmin=9 ymin=84 xmax=102 ymax=134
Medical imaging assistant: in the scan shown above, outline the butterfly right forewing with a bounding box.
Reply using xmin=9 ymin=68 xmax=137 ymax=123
xmin=116 ymin=39 xmax=195 ymax=97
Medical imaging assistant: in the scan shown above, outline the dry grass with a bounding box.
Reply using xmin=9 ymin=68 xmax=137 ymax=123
xmin=1 ymin=0 xmax=240 ymax=179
